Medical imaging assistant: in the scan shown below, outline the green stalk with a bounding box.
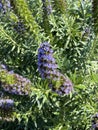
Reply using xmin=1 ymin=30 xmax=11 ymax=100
xmin=10 ymin=0 xmax=46 ymax=43
xmin=53 ymin=0 xmax=66 ymax=14
xmin=42 ymin=0 xmax=53 ymax=41
xmin=92 ymin=0 xmax=98 ymax=35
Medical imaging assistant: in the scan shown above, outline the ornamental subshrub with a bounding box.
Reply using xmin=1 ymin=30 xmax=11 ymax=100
xmin=0 ymin=0 xmax=98 ymax=130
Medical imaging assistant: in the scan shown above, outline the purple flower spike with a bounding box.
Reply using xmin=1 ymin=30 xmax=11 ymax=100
xmin=38 ymin=42 xmax=58 ymax=79
xmin=0 ymin=68 xmax=31 ymax=96
xmin=38 ymin=42 xmax=73 ymax=95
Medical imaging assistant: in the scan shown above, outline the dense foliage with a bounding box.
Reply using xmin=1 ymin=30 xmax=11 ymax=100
xmin=0 ymin=0 xmax=98 ymax=130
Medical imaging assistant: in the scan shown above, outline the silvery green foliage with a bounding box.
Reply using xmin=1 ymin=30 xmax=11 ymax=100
xmin=38 ymin=42 xmax=73 ymax=95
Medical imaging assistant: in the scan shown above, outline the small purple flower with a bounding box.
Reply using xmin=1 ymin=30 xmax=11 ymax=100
xmin=39 ymin=54 xmax=56 ymax=63
xmin=63 ymin=81 xmax=72 ymax=87
xmin=42 ymin=0 xmax=52 ymax=15
xmin=0 ymin=3 xmax=3 ymax=9
xmin=64 ymin=87 xmax=72 ymax=95
xmin=95 ymin=114 xmax=98 ymax=118
xmin=8 ymin=70 xmax=14 ymax=74
xmin=40 ymin=42 xmax=51 ymax=47
xmin=38 ymin=48 xmax=46 ymax=54
xmin=3 ymin=0 xmax=11 ymax=9
xmin=60 ymin=86 xmax=65 ymax=91
xmin=11 ymin=89 xmax=17 ymax=94
xmin=0 ymin=99 xmax=14 ymax=110
xmin=47 ymin=1 xmax=52 ymax=15
xmin=43 ymin=63 xmax=57 ymax=69
xmin=56 ymin=89 xmax=63 ymax=95
xmin=44 ymin=46 xmax=53 ymax=52
xmin=0 ymin=64 xmax=7 ymax=69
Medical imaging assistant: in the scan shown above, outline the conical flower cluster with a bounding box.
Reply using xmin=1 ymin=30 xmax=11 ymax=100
xmin=38 ymin=42 xmax=73 ymax=95
xmin=0 ymin=64 xmax=31 ymax=96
